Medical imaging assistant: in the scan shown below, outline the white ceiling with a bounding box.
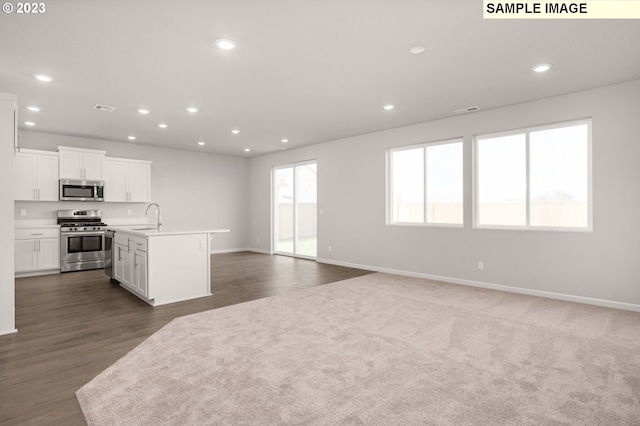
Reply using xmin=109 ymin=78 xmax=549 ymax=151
xmin=2 ymin=1 xmax=640 ymax=157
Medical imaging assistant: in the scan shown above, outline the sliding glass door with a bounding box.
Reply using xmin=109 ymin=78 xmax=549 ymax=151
xmin=273 ymin=161 xmax=317 ymax=258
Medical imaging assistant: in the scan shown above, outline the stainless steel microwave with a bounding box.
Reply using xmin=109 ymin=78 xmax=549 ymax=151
xmin=59 ymin=179 xmax=105 ymax=202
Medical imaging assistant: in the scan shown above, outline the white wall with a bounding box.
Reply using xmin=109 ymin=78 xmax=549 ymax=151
xmin=248 ymin=79 xmax=640 ymax=307
xmin=1 ymin=93 xmax=17 ymax=335
xmin=17 ymin=131 xmax=249 ymax=251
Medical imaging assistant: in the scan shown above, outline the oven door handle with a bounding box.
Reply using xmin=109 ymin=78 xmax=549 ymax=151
xmin=61 ymin=231 xmax=106 ymax=237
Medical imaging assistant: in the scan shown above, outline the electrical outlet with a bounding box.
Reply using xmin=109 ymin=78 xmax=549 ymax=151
xmin=328 ymin=245 xmax=332 ymax=252
xmin=20 ymin=209 xmax=26 ymax=216
xmin=256 ymin=237 xmax=260 ymax=243
xmin=199 ymin=241 xmax=206 ymax=250
xmin=478 ymin=261 xmax=484 ymax=270
xmin=127 ymin=209 xmax=132 ymax=215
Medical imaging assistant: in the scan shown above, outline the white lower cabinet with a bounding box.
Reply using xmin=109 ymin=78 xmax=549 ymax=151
xmin=113 ymin=233 xmax=148 ymax=299
xmin=132 ymin=248 xmax=148 ymax=296
xmin=15 ymin=228 xmax=60 ymax=274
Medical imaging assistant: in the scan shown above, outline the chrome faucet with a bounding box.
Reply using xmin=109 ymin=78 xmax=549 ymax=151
xmin=145 ymin=203 xmax=162 ymax=229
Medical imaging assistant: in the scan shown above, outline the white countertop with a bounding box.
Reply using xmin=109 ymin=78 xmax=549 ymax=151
xmin=14 ymin=220 xmax=59 ymax=229
xmin=108 ymin=226 xmax=230 ymax=237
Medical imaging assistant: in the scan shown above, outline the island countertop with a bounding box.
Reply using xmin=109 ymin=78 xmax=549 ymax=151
xmin=107 ymin=226 xmax=230 ymax=237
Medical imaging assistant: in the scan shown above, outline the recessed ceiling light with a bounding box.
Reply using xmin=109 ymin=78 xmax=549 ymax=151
xmin=409 ymin=45 xmax=425 ymax=55
xmin=244 ymin=148 xmax=251 ymax=152
xmin=186 ymin=107 xmax=199 ymax=113
xmin=532 ymin=63 xmax=552 ymax=73
xmin=383 ymin=104 xmax=395 ymax=111
xmin=215 ymin=39 xmax=236 ymax=50
xmin=128 ymin=136 xmax=136 ymax=140
xmin=231 ymin=129 xmax=240 ymax=134
xmin=281 ymin=139 xmax=288 ymax=143
xmin=138 ymin=108 xmax=150 ymax=114
xmin=24 ymin=121 xmax=35 ymax=126
xmin=198 ymin=141 xmax=205 ymax=146
xmin=27 ymin=106 xmax=41 ymax=112
xmin=34 ymin=74 xmax=53 ymax=82
xmin=158 ymin=123 xmax=168 ymax=128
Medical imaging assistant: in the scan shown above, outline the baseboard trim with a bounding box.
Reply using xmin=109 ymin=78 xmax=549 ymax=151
xmin=0 ymin=328 xmax=18 ymax=336
xmin=15 ymin=269 xmax=60 ymax=278
xmin=248 ymin=248 xmax=273 ymax=255
xmin=211 ymin=248 xmax=273 ymax=255
xmin=210 ymin=248 xmax=250 ymax=254
xmin=316 ymin=258 xmax=640 ymax=312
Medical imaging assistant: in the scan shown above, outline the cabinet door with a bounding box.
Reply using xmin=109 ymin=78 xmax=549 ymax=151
xmin=36 ymin=154 xmax=59 ymax=201
xmin=37 ymin=238 xmax=59 ymax=270
xmin=59 ymin=150 xmax=83 ymax=179
xmin=15 ymin=239 xmax=37 ymax=272
xmin=14 ymin=153 xmax=36 ymax=200
xmin=117 ymin=244 xmax=132 ymax=288
xmin=128 ymin=163 xmax=151 ymax=202
xmin=103 ymin=160 xmax=129 ymax=202
xmin=132 ymin=249 xmax=148 ymax=296
xmin=83 ymin=153 xmax=104 ymax=180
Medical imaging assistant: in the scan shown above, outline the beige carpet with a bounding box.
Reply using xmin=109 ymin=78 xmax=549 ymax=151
xmin=76 ymin=273 xmax=640 ymax=425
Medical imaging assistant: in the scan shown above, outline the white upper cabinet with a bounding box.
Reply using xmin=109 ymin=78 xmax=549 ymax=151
xmin=58 ymin=146 xmax=105 ymax=180
xmin=103 ymin=157 xmax=151 ymax=202
xmin=14 ymin=149 xmax=59 ymax=201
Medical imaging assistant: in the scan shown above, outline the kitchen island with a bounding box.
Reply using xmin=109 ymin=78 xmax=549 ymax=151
xmin=108 ymin=226 xmax=230 ymax=306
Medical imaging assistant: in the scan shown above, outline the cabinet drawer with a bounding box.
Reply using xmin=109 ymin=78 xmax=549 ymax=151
xmin=114 ymin=232 xmax=129 ymax=246
xmin=114 ymin=233 xmax=147 ymax=251
xmin=131 ymin=237 xmax=147 ymax=252
xmin=15 ymin=228 xmax=59 ymax=239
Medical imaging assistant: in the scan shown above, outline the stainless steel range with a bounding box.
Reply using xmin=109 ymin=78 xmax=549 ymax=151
xmin=57 ymin=210 xmax=107 ymax=273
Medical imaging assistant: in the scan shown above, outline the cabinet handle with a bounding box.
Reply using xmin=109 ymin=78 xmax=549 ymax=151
xmin=117 ymin=246 xmax=122 ymax=261
xmin=31 ymin=233 xmax=43 ymax=236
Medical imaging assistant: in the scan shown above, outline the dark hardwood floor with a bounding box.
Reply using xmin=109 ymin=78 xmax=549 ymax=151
xmin=0 ymin=252 xmax=373 ymax=425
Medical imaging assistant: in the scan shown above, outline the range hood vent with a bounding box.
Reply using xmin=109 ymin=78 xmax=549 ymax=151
xmin=93 ymin=104 xmax=116 ymax=112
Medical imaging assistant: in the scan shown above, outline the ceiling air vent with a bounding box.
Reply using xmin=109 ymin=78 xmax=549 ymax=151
xmin=93 ymin=104 xmax=116 ymax=112
xmin=454 ymin=106 xmax=480 ymax=114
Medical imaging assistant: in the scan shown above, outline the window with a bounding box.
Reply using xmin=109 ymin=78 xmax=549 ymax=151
xmin=388 ymin=139 xmax=463 ymax=225
xmin=475 ymin=120 xmax=591 ymax=230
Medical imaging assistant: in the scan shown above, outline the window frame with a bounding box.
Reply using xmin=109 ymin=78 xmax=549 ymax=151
xmin=387 ymin=138 xmax=464 ymax=227
xmin=473 ymin=119 xmax=593 ymax=232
